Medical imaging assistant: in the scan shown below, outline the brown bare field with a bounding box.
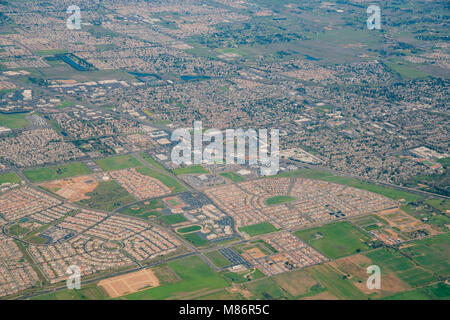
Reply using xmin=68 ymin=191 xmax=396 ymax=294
xmin=98 ymin=269 xmax=160 ymax=298
xmin=273 ymin=269 xmax=319 ymax=297
xmin=39 ymin=174 xmax=99 ymax=202
xmin=245 ymin=247 xmax=267 ymax=259
xmin=329 ymin=254 xmax=410 ymax=297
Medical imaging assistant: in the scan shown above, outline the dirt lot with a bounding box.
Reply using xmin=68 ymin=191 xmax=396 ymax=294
xmin=98 ymin=269 xmax=160 ymax=298
xmin=39 ymin=174 xmax=99 ymax=202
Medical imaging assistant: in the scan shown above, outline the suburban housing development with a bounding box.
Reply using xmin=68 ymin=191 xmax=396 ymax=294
xmin=0 ymin=0 xmax=448 ymax=302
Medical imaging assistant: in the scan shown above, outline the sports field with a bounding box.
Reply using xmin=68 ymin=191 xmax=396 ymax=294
xmin=24 ymin=162 xmax=92 ymax=182
xmin=295 ymin=222 xmax=372 ymax=259
xmin=119 ymin=199 xmax=165 ymax=218
xmin=177 ymin=225 xmax=202 ymax=234
xmin=182 ymin=233 xmax=209 ymax=247
xmin=160 ymin=214 xmax=187 ymax=225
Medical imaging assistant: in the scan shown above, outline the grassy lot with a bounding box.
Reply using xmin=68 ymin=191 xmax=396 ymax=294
xmin=173 ymin=165 xmax=209 ymax=175
xmin=386 ymin=62 xmax=429 ymax=79
xmin=24 ymin=162 xmax=91 ymax=182
xmin=219 ymin=172 xmax=245 ymax=182
xmin=265 ymin=195 xmax=296 ymax=206
xmin=77 ymin=180 xmax=135 ymax=211
xmin=0 ymin=172 xmax=21 ymax=184
xmin=122 ymin=256 xmax=228 ymax=300
xmin=33 ymin=49 xmax=68 ymax=56
xmin=136 ymin=167 xmax=186 ymax=193
xmin=32 ymin=283 xmax=108 ymax=300
xmin=182 ymin=233 xmax=209 ymax=247
xmin=95 ymin=155 xmax=141 ymax=172
xmin=0 ymin=112 xmax=29 ymax=129
xmin=205 ymin=250 xmax=231 ymax=268
xmin=138 ymin=153 xmax=168 ymax=172
xmin=424 ymin=199 xmax=450 ymax=213
xmin=351 ymin=214 xmax=389 ymax=232
xmin=238 ymin=222 xmax=279 ymax=237
xmin=177 ymin=225 xmax=202 ymax=234
xmin=160 ymin=214 xmax=187 ymax=225
xmin=222 ymin=268 xmax=265 ymax=284
xmin=365 ymin=248 xmax=437 ymax=287
xmin=295 ymin=222 xmax=372 ymax=259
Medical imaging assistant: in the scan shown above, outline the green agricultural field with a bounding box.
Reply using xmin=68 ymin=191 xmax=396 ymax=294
xmin=122 ymin=256 xmax=228 ymax=300
xmin=295 ymin=222 xmax=371 ymax=259
xmin=0 ymin=112 xmax=29 ymax=129
xmin=177 ymin=225 xmax=202 ymax=234
xmin=382 ymin=282 xmax=450 ymax=300
xmin=400 ymin=233 xmax=450 ymax=278
xmin=182 ymin=233 xmax=209 ymax=247
xmin=205 ymin=250 xmax=231 ymax=268
xmin=95 ymin=155 xmax=141 ymax=172
xmin=24 ymin=162 xmax=91 ymax=182
xmin=173 ymin=165 xmax=209 ymax=175
xmin=365 ymin=248 xmax=437 ymax=287
xmin=0 ymin=172 xmax=21 ymax=184
xmin=160 ymin=214 xmax=187 ymax=225
xmin=265 ymin=195 xmax=296 ymax=206
xmin=238 ymin=222 xmax=279 ymax=237
xmin=306 ymin=264 xmax=369 ymax=300
xmin=77 ymin=180 xmax=135 ymax=211
xmin=219 ymin=172 xmax=245 ymax=182
xmin=136 ymin=167 xmax=186 ymax=193
xmin=244 ymin=278 xmax=289 ymax=300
